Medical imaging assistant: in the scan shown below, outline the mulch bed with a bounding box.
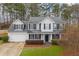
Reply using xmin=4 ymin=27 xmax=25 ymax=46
xmin=61 ymin=50 xmax=79 ymax=56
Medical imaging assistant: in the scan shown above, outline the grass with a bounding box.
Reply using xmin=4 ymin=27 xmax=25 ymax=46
xmin=0 ymin=40 xmax=3 ymax=44
xmin=20 ymin=45 xmax=64 ymax=56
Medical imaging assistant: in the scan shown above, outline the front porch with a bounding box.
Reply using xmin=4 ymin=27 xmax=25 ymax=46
xmin=26 ymin=33 xmax=61 ymax=44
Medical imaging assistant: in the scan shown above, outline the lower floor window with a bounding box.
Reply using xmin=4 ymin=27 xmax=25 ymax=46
xmin=29 ymin=34 xmax=41 ymax=39
xmin=29 ymin=34 xmax=34 ymax=39
xmin=52 ymin=34 xmax=60 ymax=39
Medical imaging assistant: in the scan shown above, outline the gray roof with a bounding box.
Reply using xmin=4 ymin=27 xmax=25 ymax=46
xmin=23 ymin=16 xmax=65 ymax=24
xmin=8 ymin=16 xmax=65 ymax=33
xmin=51 ymin=17 xmax=65 ymax=24
xmin=29 ymin=17 xmax=45 ymax=23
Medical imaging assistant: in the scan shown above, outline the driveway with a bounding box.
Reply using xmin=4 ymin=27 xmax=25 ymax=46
xmin=0 ymin=42 xmax=24 ymax=56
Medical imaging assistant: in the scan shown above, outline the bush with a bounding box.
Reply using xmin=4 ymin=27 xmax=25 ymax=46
xmin=0 ymin=37 xmax=2 ymax=40
xmin=51 ymin=39 xmax=59 ymax=45
xmin=1 ymin=36 xmax=8 ymax=43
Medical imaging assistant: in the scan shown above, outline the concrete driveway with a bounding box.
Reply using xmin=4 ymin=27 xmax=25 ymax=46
xmin=0 ymin=42 xmax=24 ymax=56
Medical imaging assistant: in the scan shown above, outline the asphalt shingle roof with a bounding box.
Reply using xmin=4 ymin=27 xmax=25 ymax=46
xmin=28 ymin=16 xmax=65 ymax=24
xmin=8 ymin=16 xmax=65 ymax=33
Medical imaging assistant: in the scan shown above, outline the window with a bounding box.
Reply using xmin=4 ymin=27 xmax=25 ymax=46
xmin=39 ymin=23 xmax=41 ymax=30
xmin=29 ymin=34 xmax=41 ymax=39
xmin=49 ymin=24 xmax=51 ymax=29
xmin=44 ymin=24 xmax=46 ymax=29
xmin=35 ymin=34 xmax=39 ymax=39
xmin=33 ymin=24 xmax=36 ymax=29
xmin=14 ymin=24 xmax=18 ymax=29
xmin=21 ymin=25 xmax=24 ymax=29
xmin=14 ymin=24 xmax=16 ymax=29
xmin=39 ymin=34 xmax=41 ymax=39
xmin=29 ymin=34 xmax=34 ymax=39
xmin=52 ymin=34 xmax=60 ymax=39
xmin=57 ymin=24 xmax=60 ymax=29
xmin=14 ymin=24 xmax=23 ymax=30
xmin=24 ymin=24 xmax=28 ymax=29
xmin=55 ymin=34 xmax=59 ymax=39
xmin=35 ymin=34 xmax=41 ymax=39
xmin=18 ymin=24 xmax=20 ymax=29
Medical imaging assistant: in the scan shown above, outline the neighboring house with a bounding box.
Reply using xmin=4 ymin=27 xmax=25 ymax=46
xmin=8 ymin=14 xmax=65 ymax=43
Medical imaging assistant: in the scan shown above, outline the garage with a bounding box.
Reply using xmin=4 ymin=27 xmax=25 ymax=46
xmin=8 ymin=32 xmax=29 ymax=42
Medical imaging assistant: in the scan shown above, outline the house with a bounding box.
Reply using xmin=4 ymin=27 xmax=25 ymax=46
xmin=8 ymin=14 xmax=65 ymax=43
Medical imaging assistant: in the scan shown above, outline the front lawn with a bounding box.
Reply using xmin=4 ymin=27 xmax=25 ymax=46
xmin=20 ymin=45 xmax=64 ymax=56
xmin=0 ymin=40 xmax=3 ymax=44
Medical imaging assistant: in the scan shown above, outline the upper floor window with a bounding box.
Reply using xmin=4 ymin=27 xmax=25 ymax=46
xmin=33 ymin=24 xmax=36 ymax=29
xmin=57 ymin=24 xmax=60 ymax=29
xmin=14 ymin=24 xmax=23 ymax=30
xmin=24 ymin=24 xmax=28 ymax=29
xmin=14 ymin=24 xmax=18 ymax=29
xmin=44 ymin=24 xmax=46 ymax=29
xmin=21 ymin=24 xmax=24 ymax=29
xmin=49 ymin=24 xmax=51 ymax=29
xmin=39 ymin=23 xmax=41 ymax=30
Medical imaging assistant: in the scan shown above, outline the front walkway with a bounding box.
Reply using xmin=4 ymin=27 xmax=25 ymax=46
xmin=0 ymin=42 xmax=24 ymax=56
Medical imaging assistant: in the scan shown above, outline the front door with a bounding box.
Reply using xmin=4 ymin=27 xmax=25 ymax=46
xmin=45 ymin=34 xmax=49 ymax=42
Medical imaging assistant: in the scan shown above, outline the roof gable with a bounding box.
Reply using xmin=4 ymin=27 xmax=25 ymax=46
xmin=13 ymin=19 xmax=24 ymax=24
xmin=39 ymin=16 xmax=55 ymax=23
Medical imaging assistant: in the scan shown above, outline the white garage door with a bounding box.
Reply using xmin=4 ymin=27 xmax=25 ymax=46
xmin=8 ymin=32 xmax=28 ymax=42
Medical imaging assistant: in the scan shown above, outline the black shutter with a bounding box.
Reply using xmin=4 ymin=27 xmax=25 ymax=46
xmin=29 ymin=24 xmax=30 ymax=29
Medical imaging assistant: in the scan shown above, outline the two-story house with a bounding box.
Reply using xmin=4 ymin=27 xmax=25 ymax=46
xmin=8 ymin=14 xmax=65 ymax=43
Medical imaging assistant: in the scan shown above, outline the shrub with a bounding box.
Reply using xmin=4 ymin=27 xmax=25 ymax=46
xmin=0 ymin=37 xmax=2 ymax=40
xmin=1 ymin=36 xmax=8 ymax=43
xmin=0 ymin=40 xmax=3 ymax=44
xmin=51 ymin=39 xmax=59 ymax=45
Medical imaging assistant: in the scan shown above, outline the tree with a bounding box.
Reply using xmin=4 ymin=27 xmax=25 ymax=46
xmin=71 ymin=4 xmax=79 ymax=23
xmin=61 ymin=7 xmax=72 ymax=20
xmin=3 ymin=3 xmax=15 ymax=22
xmin=3 ymin=3 xmax=25 ymax=20
xmin=60 ymin=24 xmax=79 ymax=55
xmin=39 ymin=3 xmax=53 ymax=16
xmin=1 ymin=4 xmax=6 ymax=24
xmin=53 ymin=4 xmax=60 ymax=16
xmin=30 ymin=3 xmax=39 ymax=16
